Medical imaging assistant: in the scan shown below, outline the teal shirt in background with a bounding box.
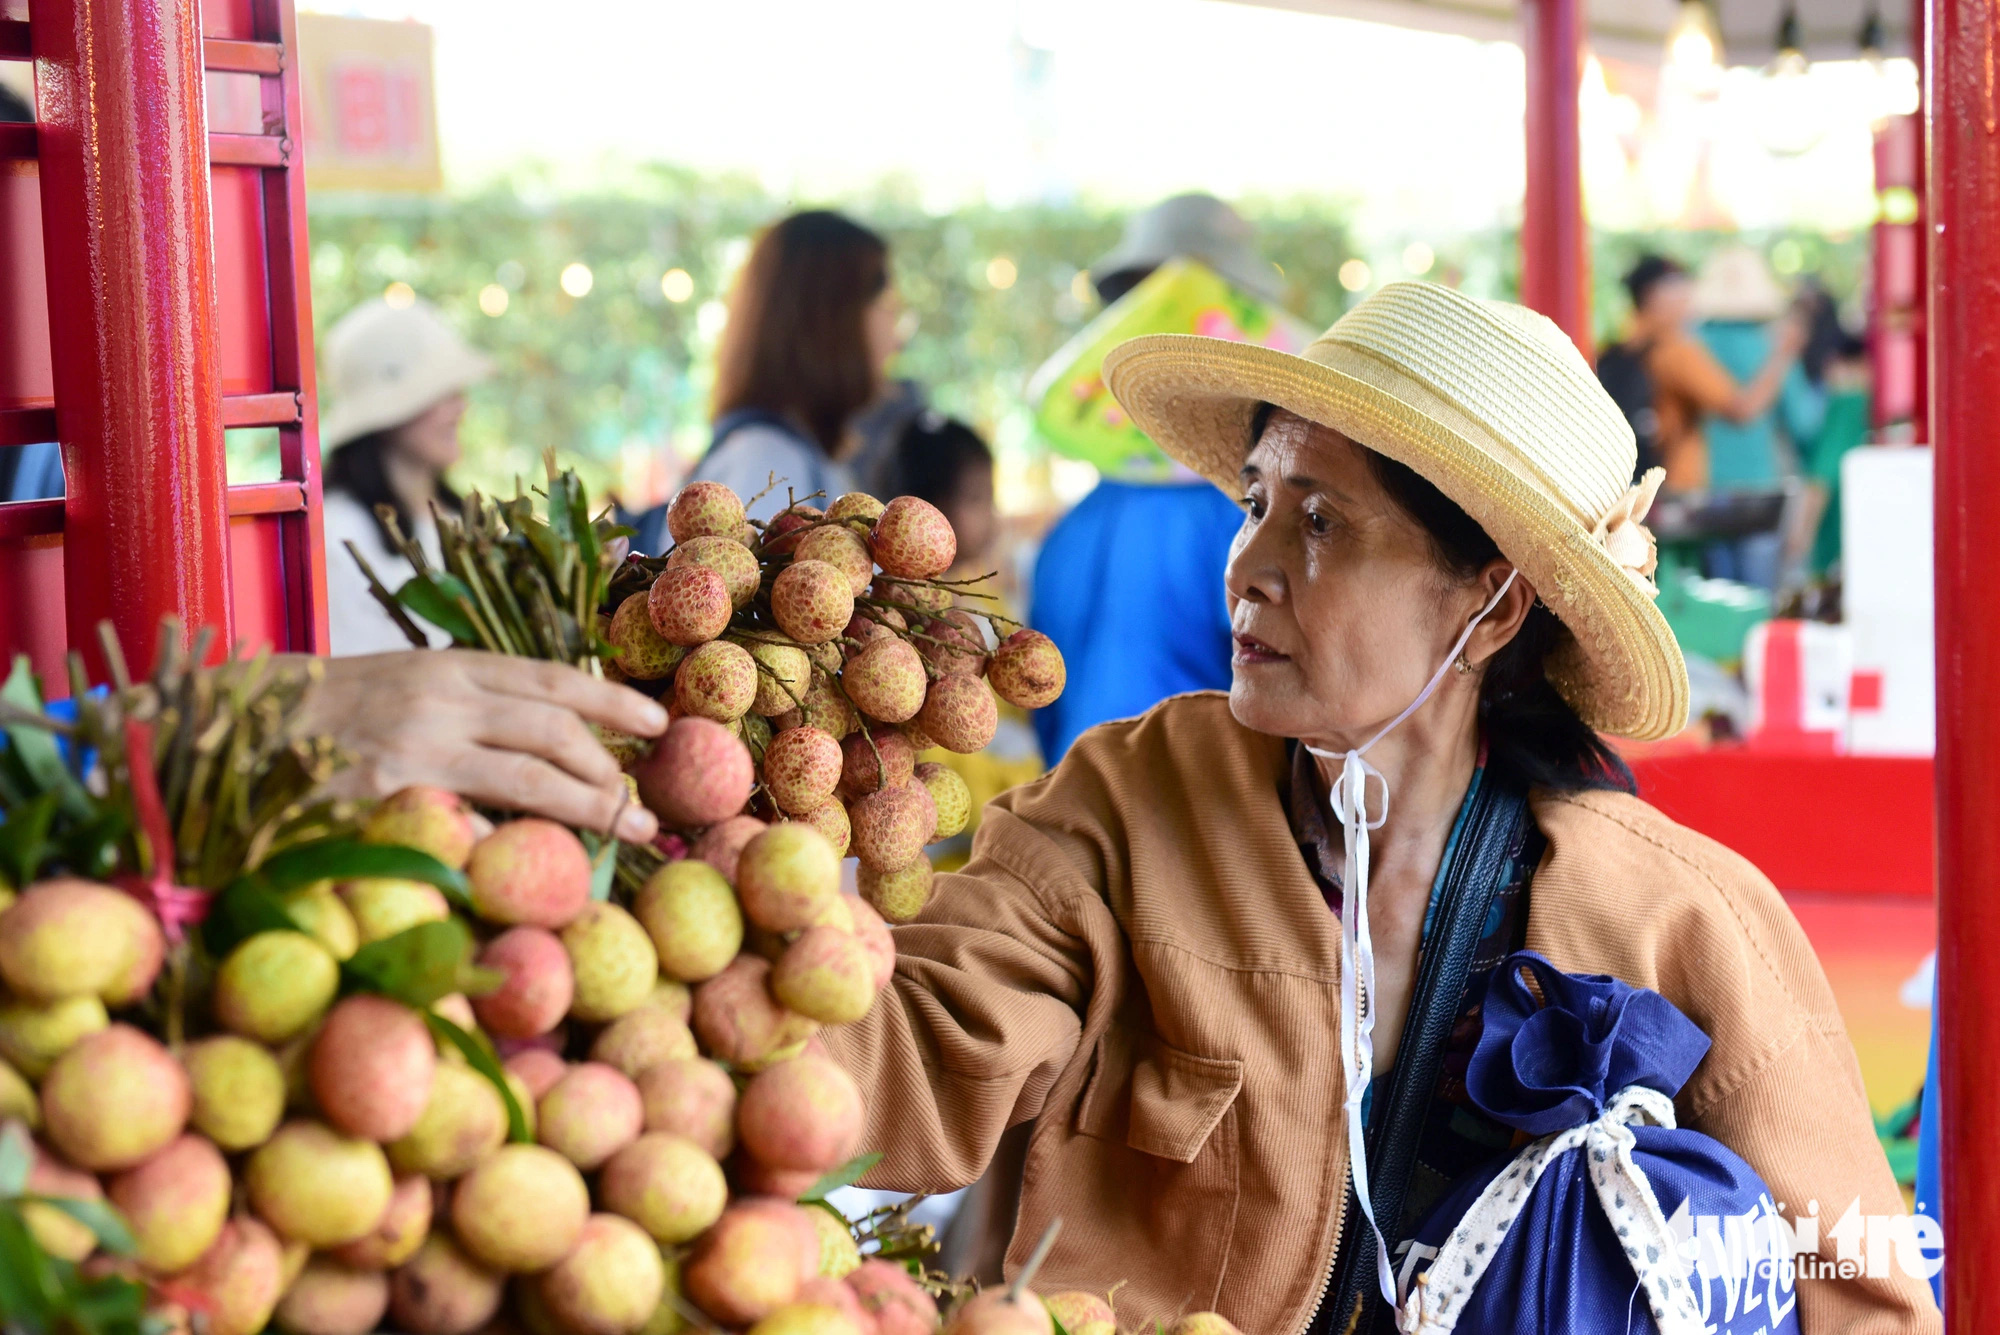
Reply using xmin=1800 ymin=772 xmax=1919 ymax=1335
xmin=1696 ymin=320 xmax=1826 ymax=490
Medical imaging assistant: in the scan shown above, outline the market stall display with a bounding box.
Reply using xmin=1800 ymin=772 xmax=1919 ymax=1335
xmin=0 ymin=471 xmax=1087 ymax=1335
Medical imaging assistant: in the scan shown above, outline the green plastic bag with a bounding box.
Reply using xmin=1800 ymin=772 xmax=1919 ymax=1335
xmin=1028 ymin=258 xmax=1316 ymax=481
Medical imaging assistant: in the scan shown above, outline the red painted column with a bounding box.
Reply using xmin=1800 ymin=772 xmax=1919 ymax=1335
xmin=1520 ymin=0 xmax=1591 ymax=357
xmin=32 ymin=0 xmax=232 ymax=676
xmin=1929 ymin=0 xmax=2000 ymax=1323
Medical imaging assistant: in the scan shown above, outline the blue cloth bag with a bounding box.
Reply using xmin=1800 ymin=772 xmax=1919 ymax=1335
xmin=1397 ymin=951 xmax=1801 ymax=1335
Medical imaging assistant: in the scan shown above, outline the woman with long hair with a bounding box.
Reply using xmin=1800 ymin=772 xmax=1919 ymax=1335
xmin=319 ymin=297 xmax=491 ymax=655
xmin=647 ymin=211 xmax=900 ymax=543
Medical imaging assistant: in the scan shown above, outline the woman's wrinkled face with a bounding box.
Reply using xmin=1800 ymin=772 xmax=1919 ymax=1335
xmin=1225 ymin=410 xmax=1482 ymax=744
xmin=393 ymin=393 xmax=466 ymax=474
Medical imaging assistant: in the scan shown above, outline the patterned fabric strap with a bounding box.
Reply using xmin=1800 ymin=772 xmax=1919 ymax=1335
xmin=1395 ymin=1084 xmax=1706 ymax=1335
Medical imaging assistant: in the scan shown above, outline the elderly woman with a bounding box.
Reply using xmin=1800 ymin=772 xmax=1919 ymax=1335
xmin=827 ymin=284 xmax=1933 ymax=1333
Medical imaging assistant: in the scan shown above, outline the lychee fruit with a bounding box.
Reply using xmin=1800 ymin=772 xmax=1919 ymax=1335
xmin=771 ymin=927 xmax=877 ymax=1025
xmin=182 ymin=1034 xmax=286 ymax=1151
xmin=634 ymin=860 xmax=743 ymax=983
xmin=0 ymin=877 xmax=164 ymax=1004
xmin=843 ymin=638 xmax=927 ymax=723
xmin=843 ymin=895 xmax=896 ymax=989
xmin=914 ymin=762 xmax=973 ymax=840
xmin=591 ymin=1006 xmax=697 ymax=1078
xmin=669 ymin=535 xmax=761 ymax=610
xmin=737 ymin=1055 xmax=863 ymax=1175
xmin=563 ymin=901 xmax=660 ymax=1023
xmin=691 ymin=955 xmax=817 ymax=1071
xmin=1167 ymin=1315 xmax=1246 ymax=1335
xmin=285 ymin=887 xmax=360 ymax=961
xmin=388 ymin=1061 xmax=507 ymax=1179
xmin=636 ymin=1057 xmax=737 ymax=1159
xmin=782 ymin=672 xmax=859 ymax=740
xmin=1045 ymin=1293 xmax=1117 ymax=1335
xmin=684 ymin=1201 xmax=816 ymax=1325
xmin=635 ymin=716 xmax=755 ymax=828
xmin=467 ymin=818 xmax=593 ymax=929
xmin=794 ymin=525 xmax=874 ymax=595
xmin=763 ymin=726 xmax=843 ymax=815
xmin=451 ymin=1143 xmax=591 ymax=1272
xmin=748 ymin=641 xmax=812 ymax=716
xmin=809 ymin=1208 xmax=863 ymax=1279
xmin=648 ymin=565 xmax=732 ymax=646
xmin=826 ymin=492 xmax=886 ymax=526
xmin=858 ymin=855 xmax=935 ymax=924
xmin=328 ymin=1171 xmax=432 ymax=1269
xmin=0 ymin=993 xmax=106 ymax=1079
xmin=845 ymin=1259 xmax=940 ymax=1335
xmin=41 ymin=1023 xmax=189 ymax=1169
xmin=472 ymin=927 xmax=575 ymax=1039
xmin=108 ymin=1132 xmax=232 ymax=1272
xmin=735 ymin=825 xmax=841 ymax=933
xmin=987 ymin=630 xmax=1065 ymax=709
xmin=919 ymin=673 xmax=999 ymax=753
xmin=763 ymin=503 xmax=825 ymax=555
xmin=309 ymin=995 xmax=437 ymax=1142
xmin=21 ymin=1145 xmax=100 ymax=1261
xmin=848 ymin=787 xmax=937 ymax=874
xmin=607 ymin=593 xmax=688 ymax=681
xmin=916 ymin=608 xmax=987 ymax=678
xmin=839 ymin=728 xmax=915 ymax=798
xmin=169 ymin=1218 xmax=289 ymax=1335
xmin=387 ymin=1232 xmax=505 ymax=1335
xmin=539 ymin=1213 xmax=668 ymax=1335
xmin=691 ymin=814 xmax=767 ymax=882
xmin=873 ymin=574 xmax=952 ymax=615
xmin=538 ymin=1061 xmax=644 ymax=1169
xmin=361 ymin=786 xmax=479 ymax=870
xmin=668 ymin=481 xmax=748 ymax=544
xmin=789 ymin=800 xmax=851 ymax=858
xmin=246 ymin=1120 xmax=396 ymax=1248
xmin=0 ymin=1055 xmax=34 ymax=1127
xmin=503 ymin=1048 xmax=569 ymax=1101
xmin=944 ymin=1288 xmax=1053 ymax=1335
xmin=771 ymin=561 xmax=855 ymax=645
xmin=674 ymin=640 xmax=759 ymax=722
xmin=274 ymin=1257 xmax=391 ymax=1335
xmin=869 ymin=497 xmax=956 ymax=579
xmin=340 ymin=878 xmax=450 ymax=944
xmin=842 ymin=608 xmax=904 ymax=660
xmin=601 ymin=1132 xmax=729 ymax=1245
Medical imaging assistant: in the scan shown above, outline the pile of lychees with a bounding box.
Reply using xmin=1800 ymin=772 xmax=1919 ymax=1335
xmin=607 ymin=482 xmax=1065 ymax=925
xmin=0 ymin=783 xmax=943 ymax=1335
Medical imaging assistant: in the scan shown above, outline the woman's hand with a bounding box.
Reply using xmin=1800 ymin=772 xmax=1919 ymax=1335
xmin=295 ymin=650 xmax=666 ymax=842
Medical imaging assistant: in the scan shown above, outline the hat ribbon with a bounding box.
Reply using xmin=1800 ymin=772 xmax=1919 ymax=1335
xmin=1591 ymin=467 xmax=1666 ymax=593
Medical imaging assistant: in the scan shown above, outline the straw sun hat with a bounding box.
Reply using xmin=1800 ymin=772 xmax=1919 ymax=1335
xmin=1102 ymin=281 xmax=1689 ymax=741
xmin=320 ymin=297 xmax=494 ymax=451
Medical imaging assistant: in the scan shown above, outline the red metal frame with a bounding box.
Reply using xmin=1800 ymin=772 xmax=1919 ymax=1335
xmin=1519 ymin=0 xmax=1591 ymax=356
xmin=1928 ymin=0 xmax=1995 ymax=1320
xmin=0 ymin=0 xmax=326 ymax=682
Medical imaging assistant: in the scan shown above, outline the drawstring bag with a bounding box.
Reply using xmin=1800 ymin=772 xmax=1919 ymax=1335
xmin=1396 ymin=952 xmax=1802 ymax=1335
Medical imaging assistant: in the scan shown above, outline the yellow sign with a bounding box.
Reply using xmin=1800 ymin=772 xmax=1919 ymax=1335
xmin=297 ymin=12 xmax=442 ymax=193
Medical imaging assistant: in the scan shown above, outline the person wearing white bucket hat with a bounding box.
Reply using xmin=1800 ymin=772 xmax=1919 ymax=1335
xmin=823 ymin=282 xmax=1933 ymax=1334
xmin=319 ymin=296 xmax=494 ymax=655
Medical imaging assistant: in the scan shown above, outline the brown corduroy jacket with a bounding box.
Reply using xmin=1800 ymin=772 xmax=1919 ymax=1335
xmin=826 ymin=693 xmax=1939 ymax=1334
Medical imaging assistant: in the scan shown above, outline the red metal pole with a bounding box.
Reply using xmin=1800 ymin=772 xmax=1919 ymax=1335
xmin=32 ymin=0 xmax=232 ymax=676
xmin=1930 ymin=0 xmax=2000 ymax=1323
xmin=1520 ymin=0 xmax=1591 ymax=357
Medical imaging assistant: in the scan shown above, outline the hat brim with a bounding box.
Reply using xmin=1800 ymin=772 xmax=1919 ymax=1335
xmin=1102 ymin=333 xmax=1690 ymax=741
xmin=320 ymin=344 xmax=495 ymax=452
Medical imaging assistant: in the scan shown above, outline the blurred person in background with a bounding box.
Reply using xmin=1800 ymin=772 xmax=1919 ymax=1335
xmin=1790 ymin=282 xmax=1872 ymax=580
xmin=1028 ymin=194 xmax=1274 ymax=763
xmin=1608 ymin=255 xmax=1803 ymax=511
xmin=320 ymin=297 xmax=492 ymax=656
xmin=1692 ymin=246 xmax=1822 ymax=591
xmin=634 ymin=211 xmax=903 ymax=548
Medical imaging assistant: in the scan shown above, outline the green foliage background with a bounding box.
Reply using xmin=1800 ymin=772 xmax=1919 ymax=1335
xmin=296 ymin=166 xmax=1867 ymax=506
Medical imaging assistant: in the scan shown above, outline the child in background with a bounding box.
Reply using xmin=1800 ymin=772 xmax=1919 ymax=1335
xmin=881 ymin=414 xmax=1041 ymax=864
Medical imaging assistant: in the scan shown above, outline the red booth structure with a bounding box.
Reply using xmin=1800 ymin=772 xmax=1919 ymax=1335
xmin=0 ymin=0 xmax=327 ymax=687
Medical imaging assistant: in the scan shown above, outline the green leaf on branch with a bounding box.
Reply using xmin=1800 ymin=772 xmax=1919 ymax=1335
xmin=0 ymin=792 xmax=56 ymax=894
xmin=247 ymin=837 xmax=469 ymax=903
xmin=343 ymin=918 xmax=480 ymax=1009
xmin=397 ymin=577 xmax=482 ymax=644
xmin=1 ymin=659 xmax=93 ymax=820
xmin=201 ymin=879 xmax=302 ymax=958
xmin=27 ymin=1196 xmax=137 ymax=1257
xmin=0 ymin=1121 xmax=32 ymax=1197
xmin=424 ymin=1012 xmax=531 ymax=1144
xmin=583 ymin=833 xmax=618 ymax=903
xmin=798 ymin=1152 xmax=883 ymax=1202
xmin=0 ymin=1205 xmax=59 ymax=1331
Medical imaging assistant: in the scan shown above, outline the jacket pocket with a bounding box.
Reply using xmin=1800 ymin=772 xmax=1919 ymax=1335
xmin=1077 ymin=1028 xmax=1244 ymax=1161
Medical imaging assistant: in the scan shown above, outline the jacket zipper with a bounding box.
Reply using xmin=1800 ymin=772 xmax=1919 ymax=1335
xmin=1299 ymin=1158 xmax=1351 ymax=1333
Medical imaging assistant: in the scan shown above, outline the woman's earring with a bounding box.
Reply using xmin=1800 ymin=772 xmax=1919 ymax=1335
xmin=1454 ymin=652 xmax=1475 ymax=675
